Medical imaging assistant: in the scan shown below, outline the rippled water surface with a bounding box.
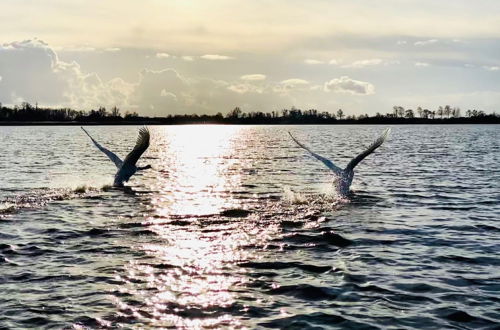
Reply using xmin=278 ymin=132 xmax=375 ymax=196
xmin=0 ymin=125 xmax=498 ymax=329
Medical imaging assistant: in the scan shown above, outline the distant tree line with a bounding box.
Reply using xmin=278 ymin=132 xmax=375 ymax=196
xmin=0 ymin=102 xmax=140 ymax=122
xmin=0 ymin=102 xmax=498 ymax=125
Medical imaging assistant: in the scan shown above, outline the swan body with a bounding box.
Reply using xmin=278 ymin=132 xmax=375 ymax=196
xmin=289 ymin=128 xmax=391 ymax=196
xmin=82 ymin=127 xmax=151 ymax=187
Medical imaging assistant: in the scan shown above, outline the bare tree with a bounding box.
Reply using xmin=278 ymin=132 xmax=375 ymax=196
xmin=393 ymin=106 xmax=399 ymax=118
xmin=437 ymin=106 xmax=444 ymax=119
xmin=111 ymin=106 xmax=121 ymax=117
xmin=417 ymin=106 xmax=423 ymax=118
xmin=226 ymin=107 xmax=242 ymax=119
xmin=397 ymin=106 xmax=405 ymax=118
xmin=444 ymin=105 xmax=451 ymax=118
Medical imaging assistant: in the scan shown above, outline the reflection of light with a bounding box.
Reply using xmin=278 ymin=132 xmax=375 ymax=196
xmin=118 ymin=226 xmax=254 ymax=328
xmin=114 ymin=125 xmax=271 ymax=328
xmin=148 ymin=125 xmax=244 ymax=216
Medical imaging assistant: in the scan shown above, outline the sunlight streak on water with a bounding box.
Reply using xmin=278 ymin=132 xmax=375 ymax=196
xmin=112 ymin=126 xmax=276 ymax=327
xmin=148 ymin=125 xmax=244 ymax=216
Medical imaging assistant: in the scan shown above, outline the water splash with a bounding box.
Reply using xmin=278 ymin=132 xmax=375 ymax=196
xmin=0 ymin=186 xmax=106 ymax=217
xmin=283 ymin=186 xmax=349 ymax=208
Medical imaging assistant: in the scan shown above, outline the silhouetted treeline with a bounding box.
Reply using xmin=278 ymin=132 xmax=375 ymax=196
xmin=0 ymin=102 xmax=498 ymax=125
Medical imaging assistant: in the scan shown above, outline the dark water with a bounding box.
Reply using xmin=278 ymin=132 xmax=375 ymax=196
xmin=0 ymin=125 xmax=498 ymax=329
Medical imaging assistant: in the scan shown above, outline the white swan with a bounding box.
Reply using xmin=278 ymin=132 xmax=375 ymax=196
xmin=81 ymin=126 xmax=151 ymax=187
xmin=289 ymin=128 xmax=391 ymax=196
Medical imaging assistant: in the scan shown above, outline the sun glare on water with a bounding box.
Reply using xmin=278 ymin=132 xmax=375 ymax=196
xmin=148 ymin=125 xmax=244 ymax=217
xmin=113 ymin=125 xmax=271 ymax=328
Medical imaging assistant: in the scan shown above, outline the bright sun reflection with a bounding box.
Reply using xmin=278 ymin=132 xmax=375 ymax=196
xmin=148 ymin=125 xmax=243 ymax=217
xmin=114 ymin=125 xmax=272 ymax=328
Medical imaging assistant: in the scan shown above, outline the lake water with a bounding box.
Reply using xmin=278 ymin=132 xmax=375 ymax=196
xmin=0 ymin=125 xmax=498 ymax=329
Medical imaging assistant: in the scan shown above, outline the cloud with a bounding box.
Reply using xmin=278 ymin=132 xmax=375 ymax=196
xmin=200 ymin=54 xmax=234 ymax=60
xmin=156 ymin=52 xmax=170 ymax=59
xmin=342 ymin=58 xmax=383 ymax=68
xmin=0 ymin=39 xmax=131 ymax=109
xmin=324 ymin=76 xmax=375 ymax=95
xmin=134 ymin=69 xmax=294 ymax=115
xmin=4 ymin=0 xmax=499 ymax=56
xmin=240 ymin=74 xmax=266 ymax=81
xmin=341 ymin=58 xmax=398 ymax=68
xmin=130 ymin=68 xmax=186 ymax=112
xmin=280 ymin=78 xmax=309 ymax=85
xmin=415 ymin=62 xmax=430 ymax=67
xmin=483 ymin=65 xmax=499 ymax=71
xmin=397 ymin=40 xmax=407 ymax=45
xmin=273 ymin=78 xmax=310 ymax=94
xmin=329 ymin=59 xmax=339 ymax=65
xmin=227 ymin=84 xmax=251 ymax=94
xmin=414 ymin=39 xmax=438 ymax=46
xmin=182 ymin=56 xmax=194 ymax=61
xmin=55 ymin=45 xmax=96 ymax=52
xmin=104 ymin=47 xmax=120 ymax=52
xmin=304 ymin=59 xmax=324 ymax=65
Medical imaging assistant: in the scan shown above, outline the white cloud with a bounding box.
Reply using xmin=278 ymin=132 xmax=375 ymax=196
xmin=341 ymin=58 xmax=398 ymax=68
xmin=240 ymin=74 xmax=266 ymax=81
xmin=274 ymin=78 xmax=310 ymax=94
xmin=329 ymin=59 xmax=339 ymax=65
xmin=156 ymin=52 xmax=170 ymax=59
xmin=0 ymin=39 xmax=130 ymax=109
xmin=304 ymin=59 xmax=324 ymax=65
xmin=55 ymin=45 xmax=96 ymax=52
xmin=182 ymin=56 xmax=194 ymax=61
xmin=483 ymin=65 xmax=499 ymax=71
xmin=415 ymin=62 xmax=430 ymax=67
xmin=397 ymin=40 xmax=407 ymax=45
xmin=104 ymin=47 xmax=120 ymax=52
xmin=160 ymin=89 xmax=178 ymax=101
xmin=200 ymin=54 xmax=234 ymax=60
xmin=227 ymin=84 xmax=251 ymax=94
xmin=324 ymin=76 xmax=375 ymax=95
xmin=342 ymin=58 xmax=383 ymax=68
xmin=280 ymin=78 xmax=309 ymax=85
xmin=414 ymin=39 xmax=438 ymax=46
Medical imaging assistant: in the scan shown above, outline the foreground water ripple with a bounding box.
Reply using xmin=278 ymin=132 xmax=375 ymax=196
xmin=0 ymin=125 xmax=498 ymax=328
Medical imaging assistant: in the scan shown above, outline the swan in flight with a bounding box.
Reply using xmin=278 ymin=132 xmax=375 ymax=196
xmin=289 ymin=128 xmax=391 ymax=196
xmin=81 ymin=127 xmax=151 ymax=187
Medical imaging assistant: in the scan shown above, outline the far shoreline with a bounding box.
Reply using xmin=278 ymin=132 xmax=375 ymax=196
xmin=1 ymin=120 xmax=499 ymax=126
xmin=2 ymin=103 xmax=498 ymax=125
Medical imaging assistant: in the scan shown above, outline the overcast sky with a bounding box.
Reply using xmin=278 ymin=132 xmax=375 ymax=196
xmin=0 ymin=0 xmax=499 ymax=116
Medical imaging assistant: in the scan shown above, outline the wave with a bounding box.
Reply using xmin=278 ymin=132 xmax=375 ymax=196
xmin=0 ymin=185 xmax=108 ymax=217
xmin=282 ymin=186 xmax=349 ymax=207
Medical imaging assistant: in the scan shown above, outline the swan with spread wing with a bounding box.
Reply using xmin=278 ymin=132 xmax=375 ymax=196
xmin=81 ymin=127 xmax=152 ymax=187
xmin=289 ymin=128 xmax=391 ymax=196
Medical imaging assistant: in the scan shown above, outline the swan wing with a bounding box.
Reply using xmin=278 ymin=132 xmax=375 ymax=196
xmin=288 ymin=132 xmax=342 ymax=175
xmin=123 ymin=127 xmax=150 ymax=167
xmin=345 ymin=128 xmax=391 ymax=171
xmin=81 ymin=127 xmax=123 ymax=168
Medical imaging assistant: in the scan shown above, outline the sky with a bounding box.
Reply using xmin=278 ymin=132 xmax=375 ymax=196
xmin=0 ymin=0 xmax=499 ymax=116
